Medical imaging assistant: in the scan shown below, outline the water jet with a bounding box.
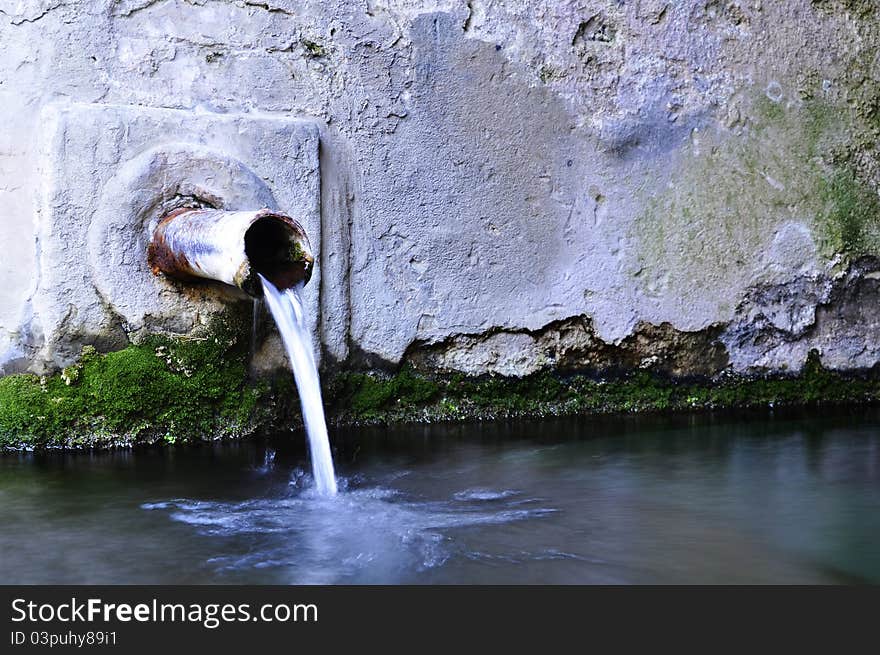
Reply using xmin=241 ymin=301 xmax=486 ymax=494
xmin=148 ymin=204 xmax=336 ymax=495
xmin=147 ymin=203 xmax=335 ymax=494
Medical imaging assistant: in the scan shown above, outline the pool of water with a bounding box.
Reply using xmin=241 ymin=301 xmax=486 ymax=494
xmin=1 ymin=408 xmax=879 ymax=584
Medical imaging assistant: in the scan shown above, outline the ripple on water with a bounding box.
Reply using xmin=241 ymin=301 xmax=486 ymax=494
xmin=141 ymin=476 xmax=556 ymax=584
xmin=453 ymin=488 xmax=521 ymax=502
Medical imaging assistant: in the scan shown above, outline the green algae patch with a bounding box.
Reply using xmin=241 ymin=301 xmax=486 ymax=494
xmin=632 ymin=89 xmax=880 ymax=301
xmin=301 ymin=38 xmax=327 ymax=58
xmin=0 ymin=321 xmax=270 ymax=450
xmin=326 ymin=355 xmax=880 ymax=426
xmin=4 ymin=342 xmax=880 ymax=449
xmin=818 ymin=168 xmax=880 ymax=256
xmin=328 ymin=367 xmax=441 ymax=421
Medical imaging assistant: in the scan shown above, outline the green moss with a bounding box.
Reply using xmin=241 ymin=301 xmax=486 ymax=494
xmin=802 ymin=100 xmax=836 ymax=158
xmin=291 ymin=240 xmax=306 ymax=263
xmin=754 ymin=95 xmax=785 ymax=123
xmin=333 ymin=367 xmax=440 ymax=420
xmin=326 ymin=354 xmax=880 ymax=426
xmin=301 ymin=39 xmax=326 ymax=58
xmin=5 ymin=332 xmax=880 ymax=448
xmin=817 ymin=168 xmax=880 ymax=255
xmin=812 ymin=0 xmax=876 ymax=18
xmin=539 ymin=66 xmax=557 ymax=83
xmin=632 ymin=87 xmax=880 ymax=288
xmin=0 ymin=315 xmax=271 ymax=450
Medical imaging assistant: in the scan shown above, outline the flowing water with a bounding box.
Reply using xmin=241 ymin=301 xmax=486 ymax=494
xmin=260 ymin=276 xmax=337 ymax=496
xmin=1 ymin=408 xmax=879 ymax=584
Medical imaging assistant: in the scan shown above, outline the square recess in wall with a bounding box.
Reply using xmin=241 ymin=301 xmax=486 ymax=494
xmin=32 ymin=102 xmax=321 ymax=368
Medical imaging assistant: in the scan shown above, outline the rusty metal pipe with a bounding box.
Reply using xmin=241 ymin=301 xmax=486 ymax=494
xmin=147 ymin=208 xmax=314 ymax=297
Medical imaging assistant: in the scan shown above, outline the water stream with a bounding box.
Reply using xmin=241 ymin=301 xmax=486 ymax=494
xmin=260 ymin=275 xmax=337 ymax=496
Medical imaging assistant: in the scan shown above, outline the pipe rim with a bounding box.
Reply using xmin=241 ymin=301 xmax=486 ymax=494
xmin=147 ymin=208 xmax=314 ymax=297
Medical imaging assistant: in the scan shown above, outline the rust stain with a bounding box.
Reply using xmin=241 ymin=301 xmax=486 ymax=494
xmin=148 ymin=206 xmax=315 ymax=295
xmin=147 ymin=207 xmax=197 ymax=279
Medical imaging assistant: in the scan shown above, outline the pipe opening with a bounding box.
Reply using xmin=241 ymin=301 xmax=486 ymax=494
xmin=244 ymin=216 xmax=311 ymax=294
xmin=148 ymin=208 xmax=313 ymax=298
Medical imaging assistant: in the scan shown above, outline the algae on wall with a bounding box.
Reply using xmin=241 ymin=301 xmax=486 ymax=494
xmin=625 ymin=0 xmax=880 ymax=332
xmin=7 ymin=337 xmax=880 ymax=450
xmin=632 ymin=89 xmax=880 ymax=316
xmin=328 ymin=351 xmax=880 ymax=426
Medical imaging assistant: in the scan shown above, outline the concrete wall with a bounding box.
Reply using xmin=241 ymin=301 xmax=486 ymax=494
xmin=2 ymin=0 xmax=879 ymax=377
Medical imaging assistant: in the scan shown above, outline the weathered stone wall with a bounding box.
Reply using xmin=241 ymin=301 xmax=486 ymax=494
xmin=1 ymin=0 xmax=879 ymax=378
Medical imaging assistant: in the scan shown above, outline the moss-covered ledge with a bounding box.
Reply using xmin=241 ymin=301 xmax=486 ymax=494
xmin=3 ymin=343 xmax=880 ymax=450
xmin=0 ymin=322 xmax=273 ymax=450
xmin=326 ymin=352 xmax=880 ymax=426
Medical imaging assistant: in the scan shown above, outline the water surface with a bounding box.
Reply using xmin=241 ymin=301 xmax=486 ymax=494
xmin=1 ymin=408 xmax=878 ymax=584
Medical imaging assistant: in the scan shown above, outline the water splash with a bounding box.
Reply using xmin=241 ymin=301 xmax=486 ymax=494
xmin=142 ymin=478 xmax=556 ymax=584
xmin=260 ymin=276 xmax=337 ymax=496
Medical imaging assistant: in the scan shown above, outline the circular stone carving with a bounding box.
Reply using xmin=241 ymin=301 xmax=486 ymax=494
xmin=87 ymin=143 xmax=277 ymax=335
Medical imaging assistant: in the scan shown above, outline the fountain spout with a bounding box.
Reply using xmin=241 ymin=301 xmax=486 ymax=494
xmin=147 ymin=208 xmax=314 ymax=297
